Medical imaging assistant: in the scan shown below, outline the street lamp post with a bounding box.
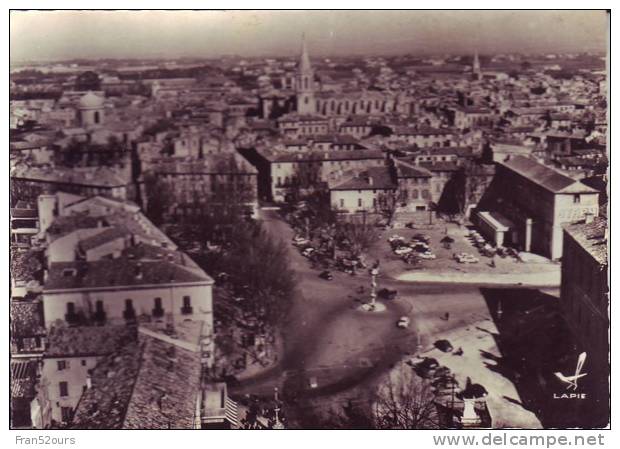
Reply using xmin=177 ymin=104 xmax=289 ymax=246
xmin=272 ymin=387 xmax=284 ymax=429
xmin=369 ymin=267 xmax=379 ymax=309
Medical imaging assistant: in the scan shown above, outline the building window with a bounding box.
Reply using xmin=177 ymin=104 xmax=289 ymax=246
xmin=182 ymin=296 xmax=193 ymax=315
xmin=153 ymin=297 xmax=164 ymax=317
xmin=57 ymin=360 xmax=67 ymax=371
xmin=573 ymin=194 xmax=581 ymax=203
xmin=94 ymin=300 xmax=106 ymax=323
xmin=358 ymin=198 xmax=363 ymax=208
xmin=123 ymin=299 xmax=136 ymax=321
xmin=340 ymin=198 xmax=344 ymax=208
xmin=61 ymin=407 xmax=72 ymax=423
xmin=59 ymin=381 xmax=69 ymax=397
xmin=65 ymin=302 xmax=77 ymax=325
xmin=94 ymin=111 xmax=100 ymax=124
xmin=81 ymin=360 xmax=86 ymax=366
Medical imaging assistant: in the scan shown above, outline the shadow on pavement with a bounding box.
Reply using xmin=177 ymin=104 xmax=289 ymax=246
xmin=480 ymin=287 xmax=608 ymax=428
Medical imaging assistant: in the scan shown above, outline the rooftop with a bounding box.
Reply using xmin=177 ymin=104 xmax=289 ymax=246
xmin=123 ymin=331 xmax=202 ymax=429
xmin=11 ymin=360 xmax=38 ymax=399
xmin=260 ymin=148 xmax=384 ymax=164
xmin=330 ymin=166 xmax=396 ymax=191
xmin=78 ymin=226 xmax=131 ymax=252
xmin=11 ymin=300 xmax=45 ymax=337
xmin=71 ymin=340 xmax=143 ymax=429
xmin=44 ymin=257 xmax=213 ymax=292
xmin=419 ymin=160 xmax=460 ymax=172
xmin=499 ymin=155 xmax=598 ymax=194
xmin=73 ymin=323 xmax=204 ymax=429
xmin=46 ymin=325 xmax=137 ymax=358
xmin=394 ymin=159 xmax=433 ymax=178
xmin=11 ymin=165 xmax=129 ymax=188
xmin=564 ymin=216 xmax=608 ymax=266
xmin=151 ymin=152 xmax=258 ymax=175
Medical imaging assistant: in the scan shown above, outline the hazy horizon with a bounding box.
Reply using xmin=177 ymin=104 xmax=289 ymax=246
xmin=10 ymin=10 xmax=608 ymax=62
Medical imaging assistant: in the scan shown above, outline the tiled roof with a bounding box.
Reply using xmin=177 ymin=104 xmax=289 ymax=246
xmin=278 ymin=114 xmax=329 ymax=123
xmin=499 ymin=155 xmax=598 ymax=194
xmin=260 ymin=148 xmax=384 ymax=163
xmin=46 ymin=325 xmax=137 ymax=358
xmin=151 ymin=153 xmax=258 ymax=175
xmin=418 ymin=146 xmax=475 ymax=157
xmin=11 ymin=361 xmax=38 ymax=399
xmin=419 ymin=161 xmax=460 ymax=172
xmin=11 ymin=165 xmax=129 ymax=188
xmin=71 ymin=340 xmax=143 ymax=429
xmin=11 ymin=208 xmax=38 ymax=219
xmin=310 ymin=134 xmax=361 ymax=145
xmin=47 ymin=214 xmax=106 ymax=240
xmin=44 ymin=257 xmax=213 ymax=291
xmin=11 ymin=300 xmax=45 ymax=337
xmin=122 ymin=333 xmax=202 ymax=429
xmin=393 ymin=126 xmax=455 ymax=136
xmin=78 ymin=227 xmax=131 ymax=252
xmin=72 ymin=324 xmax=203 ymax=429
xmin=330 ymin=166 xmax=396 ymax=191
xmin=564 ymin=217 xmax=608 ymax=266
xmin=394 ymin=160 xmax=433 ymax=178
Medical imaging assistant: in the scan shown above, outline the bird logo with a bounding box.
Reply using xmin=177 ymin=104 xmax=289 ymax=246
xmin=554 ymin=352 xmax=587 ymax=391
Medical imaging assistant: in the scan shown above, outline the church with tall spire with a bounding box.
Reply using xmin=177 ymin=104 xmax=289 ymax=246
xmin=472 ymin=50 xmax=482 ymax=81
xmin=296 ymin=34 xmax=316 ymax=115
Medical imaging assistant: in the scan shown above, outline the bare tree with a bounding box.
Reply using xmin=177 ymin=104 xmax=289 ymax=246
xmin=290 ymin=160 xmax=323 ymax=202
xmin=372 ymin=365 xmax=440 ymax=429
xmin=142 ymin=172 xmax=174 ymax=226
xmin=336 ymin=212 xmax=379 ymax=258
xmin=376 ymin=190 xmax=399 ymax=224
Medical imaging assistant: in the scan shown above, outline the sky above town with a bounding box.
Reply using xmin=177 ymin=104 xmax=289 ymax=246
xmin=10 ymin=10 xmax=608 ymax=61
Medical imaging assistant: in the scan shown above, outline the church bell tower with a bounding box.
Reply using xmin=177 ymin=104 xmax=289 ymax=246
xmin=296 ymin=34 xmax=316 ymax=115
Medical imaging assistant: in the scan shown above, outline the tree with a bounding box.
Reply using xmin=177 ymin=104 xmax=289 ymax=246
xmin=336 ymin=212 xmax=379 ymax=258
xmin=142 ymin=172 xmax=174 ymax=226
xmin=224 ymin=222 xmax=297 ymax=325
xmin=376 ymin=190 xmax=399 ymax=224
xmin=75 ymin=71 xmax=101 ymax=91
xmin=427 ymin=201 xmax=437 ymax=225
xmin=290 ymin=160 xmax=323 ymax=202
xmin=373 ymin=365 xmax=440 ymax=429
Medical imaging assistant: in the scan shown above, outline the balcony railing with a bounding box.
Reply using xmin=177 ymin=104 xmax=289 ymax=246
xmin=181 ymin=306 xmax=193 ymax=315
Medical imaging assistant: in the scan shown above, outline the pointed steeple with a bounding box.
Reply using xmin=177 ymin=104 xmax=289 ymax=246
xmin=299 ymin=33 xmax=312 ymax=73
xmin=473 ymin=50 xmax=481 ymax=73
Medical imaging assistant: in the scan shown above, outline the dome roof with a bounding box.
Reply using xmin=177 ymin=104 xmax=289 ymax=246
xmin=78 ymin=91 xmax=104 ymax=109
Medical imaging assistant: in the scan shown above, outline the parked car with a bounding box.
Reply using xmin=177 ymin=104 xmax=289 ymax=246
xmin=456 ymin=253 xmax=479 ymax=264
xmin=293 ymin=237 xmax=310 ymax=247
xmin=419 ymin=251 xmax=436 ymax=260
xmin=302 ymin=247 xmax=315 ymax=257
xmin=378 ymin=288 xmax=398 ymax=300
xmin=394 ymin=246 xmax=413 ymax=255
xmin=411 ymin=243 xmax=430 ymax=252
xmin=388 ymin=235 xmax=403 ymax=243
xmin=319 ymin=270 xmax=333 ymax=280
xmin=412 ymin=233 xmax=431 ymax=244
xmin=397 ymin=316 xmax=410 ymax=328
xmin=402 ymin=253 xmax=420 ymax=265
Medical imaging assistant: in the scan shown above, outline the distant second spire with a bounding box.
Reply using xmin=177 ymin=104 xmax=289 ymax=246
xmin=299 ymin=33 xmax=312 ymax=72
